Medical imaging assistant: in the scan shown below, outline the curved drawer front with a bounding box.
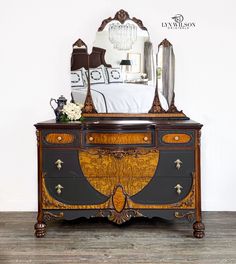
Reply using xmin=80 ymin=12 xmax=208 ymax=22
xmin=44 ymin=177 xmax=108 ymax=205
xmin=131 ymin=176 xmax=193 ymax=205
xmin=84 ymin=131 xmax=154 ymax=146
xmin=158 ymin=130 xmax=194 ymax=146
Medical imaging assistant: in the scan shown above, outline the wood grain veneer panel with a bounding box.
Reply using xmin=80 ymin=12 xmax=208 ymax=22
xmin=162 ymin=133 xmax=191 ymax=144
xmin=86 ymin=132 xmax=152 ymax=145
xmin=45 ymin=133 xmax=75 ymax=144
xmin=79 ymin=149 xmax=159 ymax=196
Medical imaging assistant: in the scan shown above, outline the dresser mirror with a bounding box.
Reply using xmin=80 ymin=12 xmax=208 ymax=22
xmin=70 ymin=9 xmax=187 ymax=119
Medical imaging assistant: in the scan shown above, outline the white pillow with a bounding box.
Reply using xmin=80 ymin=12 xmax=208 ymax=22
xmin=71 ymin=69 xmax=85 ymax=87
xmin=106 ymin=68 xmax=123 ymax=83
xmin=86 ymin=67 xmax=106 ymax=84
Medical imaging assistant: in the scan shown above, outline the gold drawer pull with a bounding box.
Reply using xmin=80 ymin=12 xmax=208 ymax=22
xmin=57 ymin=136 xmax=62 ymax=141
xmin=143 ymin=136 xmax=148 ymax=142
xmin=174 ymin=184 xmax=183 ymax=195
xmin=174 ymin=159 xmax=183 ymax=170
xmin=55 ymin=159 xmax=64 ymax=170
xmin=89 ymin=136 xmax=94 ymax=142
xmin=174 ymin=136 xmax=179 ymax=141
xmin=55 ymin=184 xmax=64 ymax=195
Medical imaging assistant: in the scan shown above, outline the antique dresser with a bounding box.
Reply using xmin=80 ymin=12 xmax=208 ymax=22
xmin=34 ymin=10 xmax=205 ymax=238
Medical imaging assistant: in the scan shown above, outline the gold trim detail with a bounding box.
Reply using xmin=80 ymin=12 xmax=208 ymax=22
xmin=108 ymin=209 xmax=143 ymax=225
xmin=42 ymin=172 xmax=195 ymax=211
xmin=175 ymin=211 xmax=195 ymax=222
xmin=43 ymin=211 xmax=64 ymax=222
xmin=41 ymin=174 xmax=110 ymax=210
xmin=127 ymin=175 xmax=195 ymax=209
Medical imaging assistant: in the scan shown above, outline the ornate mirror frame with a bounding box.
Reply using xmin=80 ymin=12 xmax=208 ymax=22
xmin=71 ymin=9 xmax=188 ymax=119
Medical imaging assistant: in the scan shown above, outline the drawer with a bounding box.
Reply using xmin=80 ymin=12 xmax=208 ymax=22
xmin=43 ymin=149 xmax=82 ymax=177
xmin=41 ymin=130 xmax=79 ymax=147
xmin=83 ymin=130 xmax=154 ymax=146
xmin=44 ymin=177 xmax=108 ymax=205
xmin=157 ymin=150 xmax=195 ymax=177
xmin=158 ymin=130 xmax=194 ymax=146
xmin=131 ymin=176 xmax=193 ymax=205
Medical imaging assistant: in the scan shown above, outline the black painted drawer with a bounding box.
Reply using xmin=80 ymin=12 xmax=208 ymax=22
xmin=44 ymin=177 xmax=108 ymax=205
xmin=157 ymin=150 xmax=194 ymax=177
xmin=158 ymin=130 xmax=194 ymax=146
xmin=43 ymin=149 xmax=82 ymax=178
xmin=41 ymin=129 xmax=80 ymax=147
xmin=131 ymin=176 xmax=193 ymax=205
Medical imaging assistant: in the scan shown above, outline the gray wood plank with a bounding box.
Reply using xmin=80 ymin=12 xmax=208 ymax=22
xmin=0 ymin=212 xmax=235 ymax=264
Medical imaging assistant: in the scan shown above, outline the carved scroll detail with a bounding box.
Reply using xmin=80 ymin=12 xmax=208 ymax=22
xmin=98 ymin=9 xmax=147 ymax=31
xmin=175 ymin=211 xmax=195 ymax=223
xmin=43 ymin=212 xmax=64 ymax=222
xmin=82 ymin=89 xmax=98 ymax=114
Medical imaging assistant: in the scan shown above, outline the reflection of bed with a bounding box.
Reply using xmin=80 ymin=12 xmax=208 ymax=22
xmin=72 ymin=83 xmax=168 ymax=113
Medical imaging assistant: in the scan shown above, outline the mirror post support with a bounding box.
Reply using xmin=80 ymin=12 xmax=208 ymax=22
xmin=82 ymin=55 xmax=98 ymax=114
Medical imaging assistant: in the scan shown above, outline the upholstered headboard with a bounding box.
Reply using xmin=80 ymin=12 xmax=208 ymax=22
xmin=71 ymin=46 xmax=111 ymax=70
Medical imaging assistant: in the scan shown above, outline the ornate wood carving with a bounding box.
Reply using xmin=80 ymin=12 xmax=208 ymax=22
xmin=36 ymin=130 xmax=40 ymax=146
xmin=43 ymin=211 xmax=64 ymax=222
xmin=193 ymin=221 xmax=205 ymax=238
xmin=175 ymin=211 xmax=195 ymax=223
xmin=73 ymin=38 xmax=87 ymax=49
xmin=82 ymin=89 xmax=98 ymax=114
xmin=166 ymin=93 xmax=183 ymax=114
xmin=148 ymin=90 xmax=165 ymax=113
xmin=108 ymin=209 xmax=143 ymax=225
xmin=98 ymin=9 xmax=147 ymax=31
xmin=159 ymin=38 xmax=172 ymax=48
xmin=34 ymin=222 xmax=46 ymax=238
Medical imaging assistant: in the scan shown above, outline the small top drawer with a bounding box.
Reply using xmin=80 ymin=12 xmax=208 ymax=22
xmin=45 ymin=133 xmax=75 ymax=144
xmin=158 ymin=130 xmax=194 ymax=146
xmin=84 ymin=131 xmax=154 ymax=146
xmin=41 ymin=130 xmax=79 ymax=147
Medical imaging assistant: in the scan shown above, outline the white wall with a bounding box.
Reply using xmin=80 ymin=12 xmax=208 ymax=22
xmin=0 ymin=0 xmax=236 ymax=211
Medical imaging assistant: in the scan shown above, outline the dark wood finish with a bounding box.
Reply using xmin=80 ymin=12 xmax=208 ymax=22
xmin=34 ymin=119 xmax=204 ymax=238
xmin=98 ymin=9 xmax=147 ymax=32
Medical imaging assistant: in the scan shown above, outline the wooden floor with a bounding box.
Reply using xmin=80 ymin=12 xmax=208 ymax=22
xmin=0 ymin=212 xmax=235 ymax=264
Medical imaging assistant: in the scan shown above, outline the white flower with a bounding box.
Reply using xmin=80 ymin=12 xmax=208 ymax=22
xmin=62 ymin=102 xmax=83 ymax=121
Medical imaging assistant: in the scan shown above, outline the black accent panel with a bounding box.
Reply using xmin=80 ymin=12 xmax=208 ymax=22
xmin=43 ymin=149 xmax=82 ymax=178
xmin=45 ymin=177 xmax=108 ymax=205
xmin=158 ymin=130 xmax=194 ymax=146
xmin=44 ymin=210 xmax=100 ymax=220
xmin=131 ymin=176 xmax=193 ymax=204
xmin=157 ymin=150 xmax=194 ymax=177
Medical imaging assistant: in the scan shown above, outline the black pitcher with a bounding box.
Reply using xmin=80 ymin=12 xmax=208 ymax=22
xmin=50 ymin=95 xmax=67 ymax=121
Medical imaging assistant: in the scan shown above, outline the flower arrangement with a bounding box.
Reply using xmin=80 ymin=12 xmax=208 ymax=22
xmin=60 ymin=102 xmax=84 ymax=122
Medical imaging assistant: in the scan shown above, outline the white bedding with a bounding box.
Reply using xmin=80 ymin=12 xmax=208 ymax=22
xmin=72 ymin=83 xmax=168 ymax=113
